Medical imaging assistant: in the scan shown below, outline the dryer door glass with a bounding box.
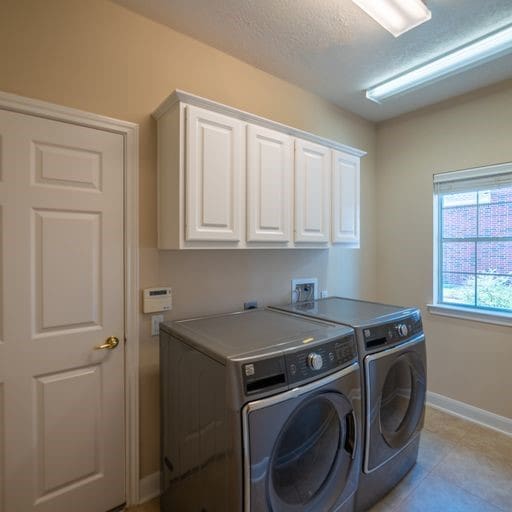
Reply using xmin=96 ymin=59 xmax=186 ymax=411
xmin=379 ymin=353 xmax=426 ymax=449
xmin=271 ymin=397 xmax=340 ymax=505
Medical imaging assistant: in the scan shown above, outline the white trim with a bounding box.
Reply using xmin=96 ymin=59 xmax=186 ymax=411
xmin=427 ymin=303 xmax=512 ymax=327
xmin=0 ymin=91 xmax=141 ymax=506
xmin=426 ymin=391 xmax=512 ymax=436
xmin=152 ymin=89 xmax=367 ymax=158
xmin=139 ymin=471 xmax=162 ymax=504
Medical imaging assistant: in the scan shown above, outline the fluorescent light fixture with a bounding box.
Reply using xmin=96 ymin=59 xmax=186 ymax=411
xmin=367 ymin=23 xmax=512 ymax=103
xmin=352 ymin=0 xmax=431 ymax=38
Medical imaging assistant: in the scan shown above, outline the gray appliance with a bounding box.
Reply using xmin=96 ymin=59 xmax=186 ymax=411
xmin=270 ymin=298 xmax=427 ymax=512
xmin=160 ymin=308 xmax=362 ymax=512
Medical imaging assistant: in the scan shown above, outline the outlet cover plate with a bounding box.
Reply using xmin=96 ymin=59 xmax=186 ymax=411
xmin=151 ymin=314 xmax=164 ymax=336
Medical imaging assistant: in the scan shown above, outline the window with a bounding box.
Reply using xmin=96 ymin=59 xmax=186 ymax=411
xmin=433 ymin=163 xmax=512 ymax=319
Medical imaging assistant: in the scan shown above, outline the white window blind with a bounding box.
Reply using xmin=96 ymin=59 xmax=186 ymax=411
xmin=434 ymin=162 xmax=512 ymax=194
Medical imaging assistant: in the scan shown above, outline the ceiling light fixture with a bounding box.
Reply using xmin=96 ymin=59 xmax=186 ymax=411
xmin=352 ymin=0 xmax=431 ymax=38
xmin=366 ymin=23 xmax=512 ymax=103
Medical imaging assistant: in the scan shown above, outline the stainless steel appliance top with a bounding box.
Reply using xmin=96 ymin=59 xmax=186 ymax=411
xmin=160 ymin=308 xmax=354 ymax=363
xmin=271 ymin=297 xmax=418 ymax=328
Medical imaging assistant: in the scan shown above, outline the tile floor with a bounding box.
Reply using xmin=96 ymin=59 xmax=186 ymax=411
xmin=128 ymin=406 xmax=512 ymax=512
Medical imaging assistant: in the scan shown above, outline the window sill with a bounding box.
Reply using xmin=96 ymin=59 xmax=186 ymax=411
xmin=427 ymin=304 xmax=512 ymax=327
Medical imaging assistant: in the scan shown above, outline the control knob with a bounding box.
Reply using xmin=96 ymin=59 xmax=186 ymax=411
xmin=397 ymin=323 xmax=409 ymax=337
xmin=307 ymin=353 xmax=324 ymax=371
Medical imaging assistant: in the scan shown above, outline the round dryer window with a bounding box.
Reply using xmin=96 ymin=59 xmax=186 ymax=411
xmin=271 ymin=397 xmax=340 ymax=505
xmin=379 ymin=354 xmax=426 ymax=449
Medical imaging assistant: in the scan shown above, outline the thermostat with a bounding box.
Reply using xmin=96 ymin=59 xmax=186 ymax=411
xmin=143 ymin=287 xmax=172 ymax=313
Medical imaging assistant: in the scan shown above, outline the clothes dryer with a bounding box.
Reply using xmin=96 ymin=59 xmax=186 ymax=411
xmin=270 ymin=298 xmax=427 ymax=511
xmin=160 ymin=308 xmax=363 ymax=512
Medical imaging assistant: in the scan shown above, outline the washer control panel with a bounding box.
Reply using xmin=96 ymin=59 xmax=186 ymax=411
xmin=363 ymin=311 xmax=423 ymax=350
xmin=286 ymin=334 xmax=357 ymax=385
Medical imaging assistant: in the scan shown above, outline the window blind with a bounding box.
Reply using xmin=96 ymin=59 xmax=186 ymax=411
xmin=434 ymin=162 xmax=512 ymax=194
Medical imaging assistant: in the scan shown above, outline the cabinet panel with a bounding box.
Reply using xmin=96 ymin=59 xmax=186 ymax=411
xmin=247 ymin=125 xmax=292 ymax=242
xmin=185 ymin=106 xmax=243 ymax=242
xmin=332 ymin=150 xmax=360 ymax=246
xmin=294 ymin=139 xmax=331 ymax=243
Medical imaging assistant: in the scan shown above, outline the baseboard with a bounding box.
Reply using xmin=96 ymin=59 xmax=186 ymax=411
xmin=139 ymin=471 xmax=162 ymax=505
xmin=426 ymin=391 xmax=512 ymax=436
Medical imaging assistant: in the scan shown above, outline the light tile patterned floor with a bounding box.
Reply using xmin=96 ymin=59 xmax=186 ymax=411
xmin=128 ymin=406 xmax=512 ymax=512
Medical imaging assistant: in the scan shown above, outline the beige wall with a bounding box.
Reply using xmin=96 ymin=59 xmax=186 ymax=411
xmin=376 ymin=81 xmax=512 ymax=420
xmin=0 ymin=0 xmax=377 ymax=477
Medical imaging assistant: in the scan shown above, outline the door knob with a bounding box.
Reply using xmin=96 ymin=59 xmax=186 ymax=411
xmin=95 ymin=336 xmax=120 ymax=350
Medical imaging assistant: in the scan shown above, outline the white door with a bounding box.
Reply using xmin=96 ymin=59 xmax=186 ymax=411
xmin=185 ymin=105 xmax=243 ymax=242
xmin=246 ymin=124 xmax=292 ymax=242
xmin=294 ymin=139 xmax=331 ymax=243
xmin=0 ymin=109 xmax=125 ymax=512
xmin=332 ymin=150 xmax=360 ymax=246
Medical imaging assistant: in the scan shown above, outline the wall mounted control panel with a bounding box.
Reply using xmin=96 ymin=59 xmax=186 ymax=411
xmin=143 ymin=287 xmax=173 ymax=313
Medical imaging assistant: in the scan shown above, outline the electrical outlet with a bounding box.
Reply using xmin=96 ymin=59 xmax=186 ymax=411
xmin=151 ymin=314 xmax=164 ymax=336
xmin=320 ymin=290 xmax=329 ymax=299
xmin=291 ymin=278 xmax=318 ymax=303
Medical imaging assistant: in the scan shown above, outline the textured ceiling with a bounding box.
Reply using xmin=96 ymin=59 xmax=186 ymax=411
xmin=112 ymin=0 xmax=512 ymax=121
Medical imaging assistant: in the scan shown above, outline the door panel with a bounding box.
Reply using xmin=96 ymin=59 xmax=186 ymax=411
xmin=34 ymin=210 xmax=101 ymax=333
xmin=332 ymin=151 xmax=360 ymax=245
xmin=35 ymin=366 xmax=102 ymax=498
xmin=33 ymin=142 xmax=102 ymax=191
xmin=294 ymin=139 xmax=330 ymax=243
xmin=185 ymin=105 xmax=243 ymax=242
xmin=0 ymin=109 xmax=125 ymax=512
xmin=247 ymin=125 xmax=292 ymax=242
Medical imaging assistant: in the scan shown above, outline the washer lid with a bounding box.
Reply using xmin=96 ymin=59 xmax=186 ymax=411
xmin=271 ymin=297 xmax=418 ymax=328
xmin=160 ymin=308 xmax=353 ymax=363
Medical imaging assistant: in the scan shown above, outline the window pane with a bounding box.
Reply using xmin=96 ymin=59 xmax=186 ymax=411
xmin=482 ymin=186 xmax=512 ymax=204
xmin=477 ymin=276 xmax=512 ymax=310
xmin=477 ymin=241 xmax=512 ymax=274
xmin=442 ymin=242 xmax=475 ymax=272
xmin=478 ymin=203 xmax=512 ymax=237
xmin=442 ymin=192 xmax=477 ymax=207
xmin=441 ymin=273 xmax=475 ymax=305
xmin=442 ymin=206 xmax=477 ymax=238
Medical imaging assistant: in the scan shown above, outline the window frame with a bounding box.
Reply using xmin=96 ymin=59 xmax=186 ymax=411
xmin=429 ymin=162 xmax=512 ymax=326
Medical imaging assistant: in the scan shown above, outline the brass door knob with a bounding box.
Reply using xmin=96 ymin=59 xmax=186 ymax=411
xmin=95 ymin=336 xmax=120 ymax=350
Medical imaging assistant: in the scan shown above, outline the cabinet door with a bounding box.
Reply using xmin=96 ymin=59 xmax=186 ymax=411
xmin=247 ymin=125 xmax=292 ymax=242
xmin=294 ymin=139 xmax=331 ymax=243
xmin=185 ymin=105 xmax=243 ymax=242
xmin=332 ymin=150 xmax=360 ymax=246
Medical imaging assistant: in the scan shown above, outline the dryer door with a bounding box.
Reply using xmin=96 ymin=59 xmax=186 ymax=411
xmin=364 ymin=335 xmax=426 ymax=473
xmin=242 ymin=364 xmax=360 ymax=512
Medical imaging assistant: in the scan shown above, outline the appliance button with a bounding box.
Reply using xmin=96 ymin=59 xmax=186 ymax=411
xmin=329 ymin=352 xmax=335 ymax=362
xmin=307 ymin=353 xmax=323 ymax=371
xmin=397 ymin=324 xmax=409 ymax=337
xmin=290 ymin=364 xmax=297 ymax=375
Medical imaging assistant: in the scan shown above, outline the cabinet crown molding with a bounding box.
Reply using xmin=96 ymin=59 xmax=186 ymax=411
xmin=153 ymin=89 xmax=367 ymax=159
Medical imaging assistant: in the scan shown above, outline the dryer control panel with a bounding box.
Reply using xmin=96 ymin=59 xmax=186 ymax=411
xmin=363 ymin=311 xmax=423 ymax=350
xmin=285 ymin=334 xmax=357 ymax=385
xmin=241 ymin=334 xmax=357 ymax=395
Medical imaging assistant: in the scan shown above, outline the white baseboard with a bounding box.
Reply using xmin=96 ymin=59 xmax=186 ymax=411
xmin=139 ymin=471 xmax=162 ymax=505
xmin=426 ymin=391 xmax=512 ymax=436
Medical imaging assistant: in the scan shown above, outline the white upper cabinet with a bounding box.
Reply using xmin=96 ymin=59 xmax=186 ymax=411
xmin=153 ymin=90 xmax=365 ymax=249
xmin=294 ymin=139 xmax=331 ymax=243
xmin=332 ymin=150 xmax=360 ymax=246
xmin=185 ymin=105 xmax=244 ymax=242
xmin=246 ymin=125 xmax=292 ymax=243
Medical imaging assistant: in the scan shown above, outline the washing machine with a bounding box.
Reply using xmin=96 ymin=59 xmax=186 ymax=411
xmin=159 ymin=308 xmax=362 ymax=512
xmin=270 ymin=297 xmax=427 ymax=511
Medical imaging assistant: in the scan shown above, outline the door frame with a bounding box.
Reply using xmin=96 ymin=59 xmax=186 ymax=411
xmin=0 ymin=91 xmax=141 ymax=506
